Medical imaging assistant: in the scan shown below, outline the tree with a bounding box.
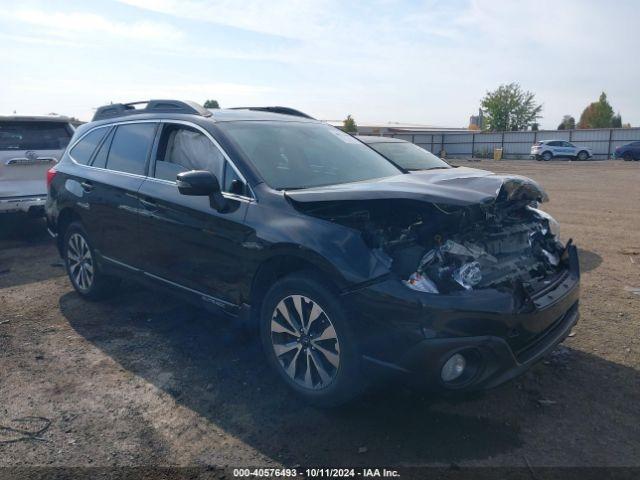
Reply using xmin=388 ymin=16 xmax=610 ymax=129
xmin=578 ymin=92 xmax=614 ymax=128
xmin=203 ymin=99 xmax=220 ymax=109
xmin=343 ymin=114 xmax=357 ymax=133
xmin=531 ymin=122 xmax=539 ymax=131
xmin=557 ymin=115 xmax=576 ymax=130
xmin=611 ymin=113 xmax=622 ymax=128
xmin=480 ymin=83 xmax=542 ymax=131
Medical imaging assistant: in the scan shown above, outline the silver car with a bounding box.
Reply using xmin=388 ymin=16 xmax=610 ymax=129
xmin=0 ymin=116 xmax=74 ymax=214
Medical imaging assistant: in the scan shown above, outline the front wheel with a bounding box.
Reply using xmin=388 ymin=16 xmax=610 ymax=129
xmin=577 ymin=151 xmax=589 ymax=161
xmin=63 ymin=222 xmax=120 ymax=300
xmin=623 ymin=153 xmax=633 ymax=161
xmin=259 ymin=271 xmax=362 ymax=407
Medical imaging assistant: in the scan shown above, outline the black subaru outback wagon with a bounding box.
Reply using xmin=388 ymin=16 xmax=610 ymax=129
xmin=46 ymin=100 xmax=579 ymax=406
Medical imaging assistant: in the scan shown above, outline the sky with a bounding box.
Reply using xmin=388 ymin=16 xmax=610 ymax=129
xmin=1 ymin=0 xmax=638 ymax=128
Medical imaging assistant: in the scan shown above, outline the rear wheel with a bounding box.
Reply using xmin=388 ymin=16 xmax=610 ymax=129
xmin=259 ymin=271 xmax=362 ymax=407
xmin=63 ymin=222 xmax=120 ymax=300
xmin=541 ymin=151 xmax=553 ymax=161
xmin=623 ymin=152 xmax=633 ymax=161
xmin=577 ymin=150 xmax=589 ymax=161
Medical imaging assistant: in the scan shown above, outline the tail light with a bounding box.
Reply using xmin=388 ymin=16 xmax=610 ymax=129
xmin=46 ymin=167 xmax=57 ymax=189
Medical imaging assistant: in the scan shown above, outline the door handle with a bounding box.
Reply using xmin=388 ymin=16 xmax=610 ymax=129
xmin=140 ymin=197 xmax=158 ymax=210
xmin=80 ymin=181 xmax=94 ymax=192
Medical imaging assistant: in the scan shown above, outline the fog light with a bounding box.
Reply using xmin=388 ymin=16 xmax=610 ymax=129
xmin=441 ymin=353 xmax=466 ymax=382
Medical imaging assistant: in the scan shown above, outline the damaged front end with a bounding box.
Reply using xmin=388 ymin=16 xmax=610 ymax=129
xmin=401 ymin=205 xmax=565 ymax=296
xmin=288 ymin=175 xmax=569 ymax=303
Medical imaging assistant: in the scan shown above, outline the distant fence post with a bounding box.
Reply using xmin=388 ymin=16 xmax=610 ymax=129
xmin=471 ymin=132 xmax=475 ymax=158
xmin=608 ymin=128 xmax=613 ymax=159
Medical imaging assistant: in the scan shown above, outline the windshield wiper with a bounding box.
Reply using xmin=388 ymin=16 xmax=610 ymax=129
xmin=409 ymin=166 xmax=450 ymax=171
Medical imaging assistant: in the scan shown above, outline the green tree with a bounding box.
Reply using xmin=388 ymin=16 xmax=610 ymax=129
xmin=480 ymin=83 xmax=542 ymax=131
xmin=557 ymin=115 xmax=576 ymax=130
xmin=578 ymin=92 xmax=614 ymax=128
xmin=203 ymin=99 xmax=220 ymax=109
xmin=343 ymin=114 xmax=357 ymax=133
xmin=611 ymin=113 xmax=622 ymax=128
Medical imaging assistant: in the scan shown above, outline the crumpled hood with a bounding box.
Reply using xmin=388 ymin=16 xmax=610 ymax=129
xmin=285 ymin=167 xmax=548 ymax=207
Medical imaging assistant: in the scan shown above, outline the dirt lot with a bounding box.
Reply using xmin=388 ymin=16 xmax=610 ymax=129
xmin=0 ymin=160 xmax=639 ymax=469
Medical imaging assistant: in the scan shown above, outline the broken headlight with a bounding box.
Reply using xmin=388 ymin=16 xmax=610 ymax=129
xmin=529 ymin=207 xmax=560 ymax=238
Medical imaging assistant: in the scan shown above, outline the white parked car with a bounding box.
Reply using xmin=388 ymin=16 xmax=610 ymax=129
xmin=0 ymin=116 xmax=74 ymax=215
xmin=530 ymin=140 xmax=593 ymax=161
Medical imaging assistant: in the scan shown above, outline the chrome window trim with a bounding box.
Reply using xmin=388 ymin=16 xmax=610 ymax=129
xmin=66 ymin=119 xmax=255 ymax=201
xmin=143 ymin=176 xmax=254 ymax=203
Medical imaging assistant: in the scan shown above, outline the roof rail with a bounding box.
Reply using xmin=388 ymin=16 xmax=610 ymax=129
xmin=229 ymin=106 xmax=315 ymax=119
xmin=92 ymin=100 xmax=212 ymax=121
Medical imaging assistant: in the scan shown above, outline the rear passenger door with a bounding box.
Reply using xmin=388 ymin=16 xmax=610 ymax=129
xmin=82 ymin=121 xmax=158 ymax=266
xmin=136 ymin=121 xmax=252 ymax=306
xmin=562 ymin=141 xmax=578 ymax=157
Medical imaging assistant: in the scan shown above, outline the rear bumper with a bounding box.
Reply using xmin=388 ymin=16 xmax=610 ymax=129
xmin=0 ymin=194 xmax=47 ymax=214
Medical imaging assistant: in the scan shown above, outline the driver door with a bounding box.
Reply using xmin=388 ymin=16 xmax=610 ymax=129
xmin=136 ymin=122 xmax=253 ymax=306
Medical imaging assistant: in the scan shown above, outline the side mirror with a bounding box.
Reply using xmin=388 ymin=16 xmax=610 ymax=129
xmin=176 ymin=170 xmax=220 ymax=196
xmin=176 ymin=170 xmax=227 ymax=212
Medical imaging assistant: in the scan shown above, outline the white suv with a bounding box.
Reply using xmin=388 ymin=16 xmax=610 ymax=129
xmin=531 ymin=140 xmax=593 ymax=161
xmin=1 ymin=116 xmax=74 ymax=215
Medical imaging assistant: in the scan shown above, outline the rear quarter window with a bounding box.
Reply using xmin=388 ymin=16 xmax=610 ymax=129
xmin=69 ymin=128 xmax=109 ymax=165
xmin=0 ymin=121 xmax=72 ymax=151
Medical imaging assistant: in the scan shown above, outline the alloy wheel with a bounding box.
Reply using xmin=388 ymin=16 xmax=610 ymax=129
xmin=67 ymin=233 xmax=94 ymax=292
xmin=270 ymin=295 xmax=340 ymax=390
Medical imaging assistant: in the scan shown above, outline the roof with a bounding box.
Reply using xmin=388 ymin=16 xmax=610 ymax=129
xmin=90 ymin=100 xmax=318 ymax=124
xmin=357 ymin=135 xmax=409 ymax=144
xmin=0 ymin=115 xmax=73 ymax=123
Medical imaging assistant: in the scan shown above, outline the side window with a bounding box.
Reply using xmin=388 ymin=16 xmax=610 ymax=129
xmin=153 ymin=124 xmax=225 ymax=183
xmin=547 ymin=141 xmax=560 ymax=147
xmin=564 ymin=142 xmax=574 ymax=147
xmin=69 ymin=128 xmax=108 ymax=165
xmin=91 ymin=128 xmax=115 ymax=169
xmin=106 ymin=123 xmax=157 ymax=175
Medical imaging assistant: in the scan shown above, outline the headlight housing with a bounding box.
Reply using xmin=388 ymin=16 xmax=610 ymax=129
xmin=529 ymin=207 xmax=560 ymax=238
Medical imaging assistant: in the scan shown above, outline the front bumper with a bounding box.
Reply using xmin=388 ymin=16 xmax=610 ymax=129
xmin=0 ymin=194 xmax=47 ymax=214
xmin=344 ymin=245 xmax=580 ymax=392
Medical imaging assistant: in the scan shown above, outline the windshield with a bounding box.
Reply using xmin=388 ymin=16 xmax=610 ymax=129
xmin=219 ymin=121 xmax=401 ymax=189
xmin=368 ymin=141 xmax=450 ymax=171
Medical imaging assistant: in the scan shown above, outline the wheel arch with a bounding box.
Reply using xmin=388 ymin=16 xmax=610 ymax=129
xmin=248 ymin=251 xmax=346 ymax=326
xmin=55 ymin=208 xmax=82 ymax=255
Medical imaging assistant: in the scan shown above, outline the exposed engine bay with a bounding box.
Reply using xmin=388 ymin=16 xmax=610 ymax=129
xmin=290 ymin=185 xmax=567 ymax=295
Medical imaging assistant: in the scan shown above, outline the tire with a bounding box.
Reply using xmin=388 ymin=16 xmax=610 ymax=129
xmin=577 ymin=150 xmax=589 ymax=161
xmin=63 ymin=222 xmax=120 ymax=300
xmin=541 ymin=151 xmax=553 ymax=161
xmin=259 ymin=271 xmax=362 ymax=407
xmin=623 ymin=153 xmax=633 ymax=161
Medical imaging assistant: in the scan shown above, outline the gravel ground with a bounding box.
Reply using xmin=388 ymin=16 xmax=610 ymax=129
xmin=0 ymin=160 xmax=639 ymax=469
